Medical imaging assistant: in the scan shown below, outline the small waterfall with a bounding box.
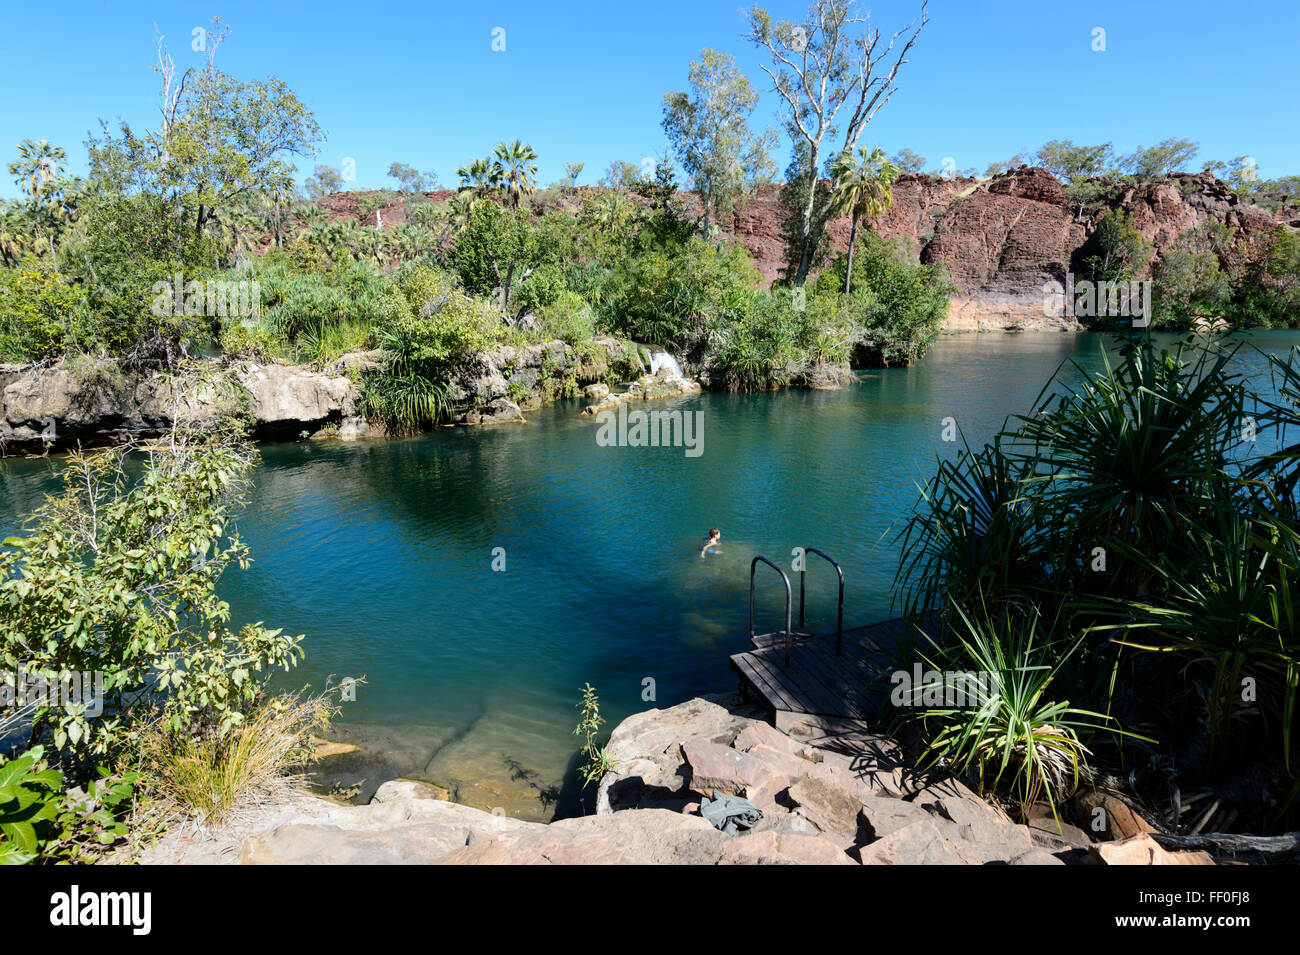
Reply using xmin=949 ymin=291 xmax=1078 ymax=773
xmin=647 ymin=351 xmax=684 ymax=379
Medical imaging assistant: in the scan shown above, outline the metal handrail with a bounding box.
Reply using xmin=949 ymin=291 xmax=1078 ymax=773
xmin=798 ymin=547 xmax=844 ymax=655
xmin=749 ymin=556 xmax=794 ymax=668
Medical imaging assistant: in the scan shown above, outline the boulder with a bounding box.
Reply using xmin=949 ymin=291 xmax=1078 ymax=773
xmin=596 ymin=695 xmax=760 ymax=813
xmin=857 ymin=820 xmax=966 ymax=865
xmin=434 ymin=809 xmax=854 ymax=865
xmin=235 ymin=362 xmax=357 ymax=430
xmin=786 ymin=777 xmax=865 ymax=841
xmin=857 ymin=794 xmax=935 ymax=841
xmin=1090 ymin=834 xmax=1215 ymax=866
xmin=1073 ymin=791 xmax=1155 ymax=842
xmin=682 ymin=740 xmax=769 ymax=796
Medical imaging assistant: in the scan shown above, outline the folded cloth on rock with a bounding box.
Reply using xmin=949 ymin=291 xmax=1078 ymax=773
xmin=699 ymin=790 xmax=764 ymax=835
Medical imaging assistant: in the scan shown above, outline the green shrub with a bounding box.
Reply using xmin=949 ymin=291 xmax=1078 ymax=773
xmin=0 ymin=261 xmax=91 ymax=360
xmin=536 ymin=291 xmax=599 ymax=344
xmin=0 ymin=415 xmax=304 ymax=758
xmin=514 ymin=263 xmax=564 ymax=315
xmin=813 ymin=233 xmax=953 ymax=366
xmin=601 ymin=235 xmax=760 ymax=362
xmin=898 ymin=602 xmax=1121 ymax=824
xmin=0 ymin=747 xmax=139 ymax=864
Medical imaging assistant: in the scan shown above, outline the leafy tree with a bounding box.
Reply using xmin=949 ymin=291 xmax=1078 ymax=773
xmin=1203 ymin=156 xmax=1261 ymax=196
xmin=0 ymin=406 xmax=304 ymax=758
xmin=889 ymin=148 xmax=926 ymax=174
xmin=563 ymin=162 xmax=585 ymax=188
xmin=387 ymin=162 xmax=439 ymax=194
xmin=7 ymin=140 xmax=74 ymax=257
xmin=829 ymin=146 xmax=898 ymax=292
xmin=1077 ymin=209 xmax=1152 ymax=285
xmin=303 ymin=164 xmax=343 ymax=199
xmin=1035 ymin=140 xmax=1116 ymax=182
xmin=629 ymin=158 xmax=694 ymax=249
xmin=455 ymin=156 xmax=501 ymax=203
xmin=984 ymin=152 xmax=1032 ymax=176
xmin=599 ymin=160 xmax=644 ymax=190
xmin=449 ymin=201 xmax=550 ymax=318
xmin=662 ymin=48 xmax=777 ymax=237
xmin=1121 ymin=138 xmax=1199 ymax=181
xmin=747 ymin=0 xmax=929 ymax=284
xmin=813 ymin=232 xmax=953 ymax=365
xmin=1151 ymin=225 xmax=1232 ymax=329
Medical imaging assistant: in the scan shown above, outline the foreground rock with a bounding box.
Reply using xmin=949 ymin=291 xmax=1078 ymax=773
xmin=593 ymin=695 xmax=1211 ymax=866
xmin=138 ymin=696 xmax=1206 ymax=865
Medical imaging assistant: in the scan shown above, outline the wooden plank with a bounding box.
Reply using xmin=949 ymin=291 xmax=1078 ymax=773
xmin=750 ymin=639 xmax=871 ymax=720
xmin=746 ymin=651 xmax=824 ymax=714
xmin=750 ymin=629 xmax=814 ymax=651
xmin=729 ymin=616 xmax=924 ymax=723
xmin=749 ymin=648 xmax=853 ymax=720
xmin=742 ymin=650 xmax=821 ymax=715
xmin=730 ymin=652 xmax=800 ymax=712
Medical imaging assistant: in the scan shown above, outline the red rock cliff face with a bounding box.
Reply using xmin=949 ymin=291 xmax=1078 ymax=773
xmin=722 ymin=168 xmax=1288 ymax=331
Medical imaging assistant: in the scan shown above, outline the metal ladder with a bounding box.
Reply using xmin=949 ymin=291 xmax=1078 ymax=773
xmin=748 ymin=549 xmax=844 ymax=666
xmin=798 ymin=547 xmax=844 ymax=655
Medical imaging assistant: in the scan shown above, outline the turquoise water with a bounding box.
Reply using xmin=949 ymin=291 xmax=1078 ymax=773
xmin=3 ymin=331 xmax=1298 ymax=817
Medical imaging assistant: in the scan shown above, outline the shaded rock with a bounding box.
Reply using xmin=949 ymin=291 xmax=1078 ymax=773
xmin=857 ymin=794 xmax=935 ymax=842
xmin=682 ymin=740 xmax=769 ymax=796
xmin=597 ymin=695 xmax=760 ymax=813
xmin=1073 ymin=791 xmax=1155 ymax=842
xmin=786 ymin=777 xmax=865 ymax=841
xmin=1025 ymin=811 xmax=1093 ymax=851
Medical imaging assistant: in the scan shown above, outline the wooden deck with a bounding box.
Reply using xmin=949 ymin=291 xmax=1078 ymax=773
xmin=730 ymin=617 xmax=918 ymax=728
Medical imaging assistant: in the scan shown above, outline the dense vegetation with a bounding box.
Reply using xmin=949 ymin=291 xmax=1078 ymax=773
xmin=893 ymin=332 xmax=1300 ymax=832
xmin=0 ymin=395 xmax=329 ymax=862
xmin=0 ymin=8 xmax=954 ymax=428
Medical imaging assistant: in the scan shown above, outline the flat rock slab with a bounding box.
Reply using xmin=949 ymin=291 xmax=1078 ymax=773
xmin=434 ymin=809 xmax=854 ymax=865
xmin=682 ymin=740 xmax=770 ymax=796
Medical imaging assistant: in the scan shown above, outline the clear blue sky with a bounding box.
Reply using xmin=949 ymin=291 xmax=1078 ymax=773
xmin=1 ymin=0 xmax=1297 ymax=199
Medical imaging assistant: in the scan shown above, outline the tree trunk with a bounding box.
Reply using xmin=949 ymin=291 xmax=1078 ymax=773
xmin=794 ymin=146 xmax=821 ymax=285
xmin=844 ymin=212 xmax=859 ymax=294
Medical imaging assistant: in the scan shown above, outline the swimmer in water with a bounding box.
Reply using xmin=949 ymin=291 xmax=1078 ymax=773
xmin=700 ymin=527 xmax=721 ymax=558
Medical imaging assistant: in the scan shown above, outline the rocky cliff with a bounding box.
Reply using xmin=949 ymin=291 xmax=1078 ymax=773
xmin=724 ymin=168 xmax=1287 ymax=330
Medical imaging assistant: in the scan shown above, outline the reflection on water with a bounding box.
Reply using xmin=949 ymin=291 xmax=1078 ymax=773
xmin=2 ymin=331 xmax=1297 ymax=819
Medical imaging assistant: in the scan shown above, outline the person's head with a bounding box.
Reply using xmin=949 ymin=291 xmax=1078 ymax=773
xmin=707 ymin=527 xmax=720 ymax=541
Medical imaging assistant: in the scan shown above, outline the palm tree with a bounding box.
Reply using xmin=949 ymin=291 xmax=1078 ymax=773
xmin=455 ymin=157 xmax=501 ymax=204
xmin=8 ymin=139 xmax=68 ymax=256
xmin=830 ymin=146 xmax=899 ymax=294
xmin=9 ymin=139 xmax=66 ymax=200
xmin=492 ymin=140 xmax=538 ymax=210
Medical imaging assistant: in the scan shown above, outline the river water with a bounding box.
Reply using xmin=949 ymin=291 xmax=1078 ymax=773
xmin=3 ymin=331 xmax=1297 ymax=818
